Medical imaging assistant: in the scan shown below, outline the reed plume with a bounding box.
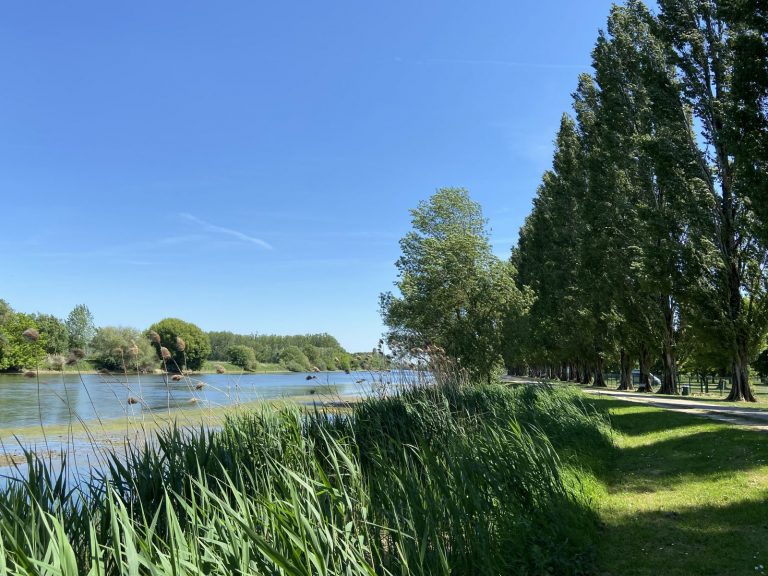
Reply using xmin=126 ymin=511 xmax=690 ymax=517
xmin=22 ymin=328 xmax=39 ymax=342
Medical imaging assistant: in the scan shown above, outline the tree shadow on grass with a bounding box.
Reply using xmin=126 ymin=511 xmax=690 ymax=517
xmin=597 ymin=496 xmax=768 ymax=576
xmin=615 ymin=425 xmax=768 ymax=488
xmin=584 ymin=398 xmax=707 ymax=437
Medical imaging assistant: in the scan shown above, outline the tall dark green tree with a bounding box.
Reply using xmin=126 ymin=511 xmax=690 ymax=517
xmin=589 ymin=1 xmax=711 ymax=394
xmin=513 ymin=115 xmax=591 ymax=382
xmin=658 ymin=0 xmax=768 ymax=400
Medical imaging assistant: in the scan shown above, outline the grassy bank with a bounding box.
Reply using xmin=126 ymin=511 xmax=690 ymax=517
xmin=0 ymin=379 xmax=610 ymax=575
xmin=586 ymin=396 xmax=768 ymax=575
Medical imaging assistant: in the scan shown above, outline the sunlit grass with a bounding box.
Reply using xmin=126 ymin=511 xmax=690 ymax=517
xmin=587 ymin=398 xmax=768 ymax=576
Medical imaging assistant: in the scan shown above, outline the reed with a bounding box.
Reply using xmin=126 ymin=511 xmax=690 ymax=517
xmin=0 ymin=367 xmax=611 ymax=574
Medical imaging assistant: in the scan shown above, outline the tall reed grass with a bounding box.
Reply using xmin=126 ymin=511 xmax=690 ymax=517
xmin=0 ymin=362 xmax=611 ymax=575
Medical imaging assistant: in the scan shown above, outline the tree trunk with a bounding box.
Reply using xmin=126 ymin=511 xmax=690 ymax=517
xmin=727 ymin=336 xmax=757 ymax=401
xmin=593 ymin=356 xmax=606 ymax=387
xmin=638 ymin=343 xmax=651 ymax=392
xmin=617 ymin=348 xmax=633 ymax=390
xmin=580 ymin=364 xmax=593 ymax=385
xmin=657 ymin=298 xmax=679 ymax=395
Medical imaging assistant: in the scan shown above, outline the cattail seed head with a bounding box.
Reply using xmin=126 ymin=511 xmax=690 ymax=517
xmin=127 ymin=396 xmax=139 ymax=405
xmin=215 ymin=365 xmax=225 ymax=374
xmin=22 ymin=328 xmax=39 ymax=342
xmin=175 ymin=337 xmax=186 ymax=352
xmin=171 ymin=374 xmax=182 ymax=381
xmin=71 ymin=348 xmax=86 ymax=359
xmin=160 ymin=347 xmax=172 ymax=360
xmin=127 ymin=344 xmax=139 ymax=357
xmin=24 ymin=370 xmax=36 ymax=378
xmin=195 ymin=382 xmax=205 ymax=390
xmin=149 ymin=331 xmax=161 ymax=344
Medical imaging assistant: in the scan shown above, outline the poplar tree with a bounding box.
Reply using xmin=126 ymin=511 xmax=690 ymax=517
xmin=658 ymin=0 xmax=768 ymax=401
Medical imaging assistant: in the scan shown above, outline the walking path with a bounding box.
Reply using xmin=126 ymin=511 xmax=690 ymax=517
xmin=582 ymin=388 xmax=768 ymax=431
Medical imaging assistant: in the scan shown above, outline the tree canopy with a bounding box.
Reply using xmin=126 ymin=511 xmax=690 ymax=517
xmin=507 ymin=0 xmax=768 ymax=401
xmin=147 ymin=318 xmax=211 ymax=372
xmin=381 ymin=188 xmax=531 ymax=381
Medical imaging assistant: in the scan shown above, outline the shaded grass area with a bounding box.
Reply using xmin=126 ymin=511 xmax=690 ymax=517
xmin=0 ymin=382 xmax=611 ymax=575
xmin=586 ymin=397 xmax=768 ymax=576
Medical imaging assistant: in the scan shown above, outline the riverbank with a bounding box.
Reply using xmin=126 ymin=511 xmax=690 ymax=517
xmin=0 ymin=381 xmax=608 ymax=574
xmin=0 ymin=390 xmax=363 ymax=469
xmin=1 ymin=361 xmax=293 ymax=376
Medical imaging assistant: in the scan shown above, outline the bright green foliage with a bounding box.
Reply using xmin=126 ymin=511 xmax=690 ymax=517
xmin=65 ymin=304 xmax=95 ymax=352
xmin=278 ymin=344 xmax=312 ymax=372
xmin=0 ymin=312 xmax=47 ymax=371
xmin=208 ymin=331 xmax=352 ymax=370
xmin=34 ymin=313 xmax=69 ymax=355
xmin=226 ymin=344 xmax=257 ymax=370
xmin=381 ymin=188 xmax=532 ymax=381
xmin=91 ymin=326 xmax=158 ymax=372
xmin=148 ymin=318 xmax=211 ymax=371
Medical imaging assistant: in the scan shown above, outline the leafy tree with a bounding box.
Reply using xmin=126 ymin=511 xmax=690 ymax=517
xmin=148 ymin=318 xmax=211 ymax=372
xmin=34 ymin=314 xmax=69 ymax=355
xmin=381 ymin=188 xmax=531 ymax=382
xmin=279 ymin=345 xmax=311 ymax=372
xmin=226 ymin=345 xmax=257 ymax=370
xmin=91 ymin=327 xmax=157 ymax=372
xmin=512 ymin=115 xmax=592 ymax=383
xmin=657 ymin=0 xmax=768 ymax=400
xmin=66 ymin=304 xmax=96 ymax=352
xmin=0 ymin=313 xmax=47 ymax=371
xmin=587 ymin=1 xmax=709 ymax=393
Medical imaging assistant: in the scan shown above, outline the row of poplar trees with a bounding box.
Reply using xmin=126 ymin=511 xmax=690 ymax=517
xmin=511 ymin=0 xmax=768 ymax=401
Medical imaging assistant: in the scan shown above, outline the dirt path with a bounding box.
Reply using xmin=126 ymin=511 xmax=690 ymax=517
xmin=582 ymin=388 xmax=768 ymax=431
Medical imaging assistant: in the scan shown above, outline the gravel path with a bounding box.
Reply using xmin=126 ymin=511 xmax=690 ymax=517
xmin=582 ymin=388 xmax=768 ymax=431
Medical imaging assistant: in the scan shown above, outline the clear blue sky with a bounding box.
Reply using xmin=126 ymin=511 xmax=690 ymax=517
xmin=0 ymin=1 xmax=615 ymax=352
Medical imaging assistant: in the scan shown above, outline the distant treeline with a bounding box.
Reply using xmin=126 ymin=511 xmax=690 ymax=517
xmin=0 ymin=298 xmax=388 ymax=373
xmin=207 ymin=331 xmax=389 ymax=372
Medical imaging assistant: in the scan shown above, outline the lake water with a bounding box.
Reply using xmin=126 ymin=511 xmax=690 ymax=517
xmin=0 ymin=369 xmax=413 ymax=480
xmin=0 ymin=370 xmax=397 ymax=432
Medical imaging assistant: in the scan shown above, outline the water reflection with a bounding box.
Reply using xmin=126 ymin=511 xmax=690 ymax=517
xmin=0 ymin=371 xmax=398 ymax=430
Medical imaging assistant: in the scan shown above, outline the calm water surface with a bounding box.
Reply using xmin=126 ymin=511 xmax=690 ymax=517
xmin=0 ymin=370 xmax=396 ymax=431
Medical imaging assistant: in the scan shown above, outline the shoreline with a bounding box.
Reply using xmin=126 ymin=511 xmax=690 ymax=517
xmin=0 ymin=368 xmax=358 ymax=377
xmin=0 ymin=392 xmax=364 ymax=468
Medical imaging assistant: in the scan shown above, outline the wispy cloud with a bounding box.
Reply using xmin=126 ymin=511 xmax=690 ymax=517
xmin=180 ymin=213 xmax=273 ymax=250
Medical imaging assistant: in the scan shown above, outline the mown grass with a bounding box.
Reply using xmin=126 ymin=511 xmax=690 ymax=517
xmin=0 ymin=377 xmax=611 ymax=575
xmin=587 ymin=397 xmax=768 ymax=576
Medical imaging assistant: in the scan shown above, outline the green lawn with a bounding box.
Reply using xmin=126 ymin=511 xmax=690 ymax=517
xmin=587 ymin=396 xmax=768 ymax=576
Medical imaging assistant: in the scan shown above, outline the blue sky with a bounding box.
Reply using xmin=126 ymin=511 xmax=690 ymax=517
xmin=0 ymin=1 xmax=615 ymax=351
